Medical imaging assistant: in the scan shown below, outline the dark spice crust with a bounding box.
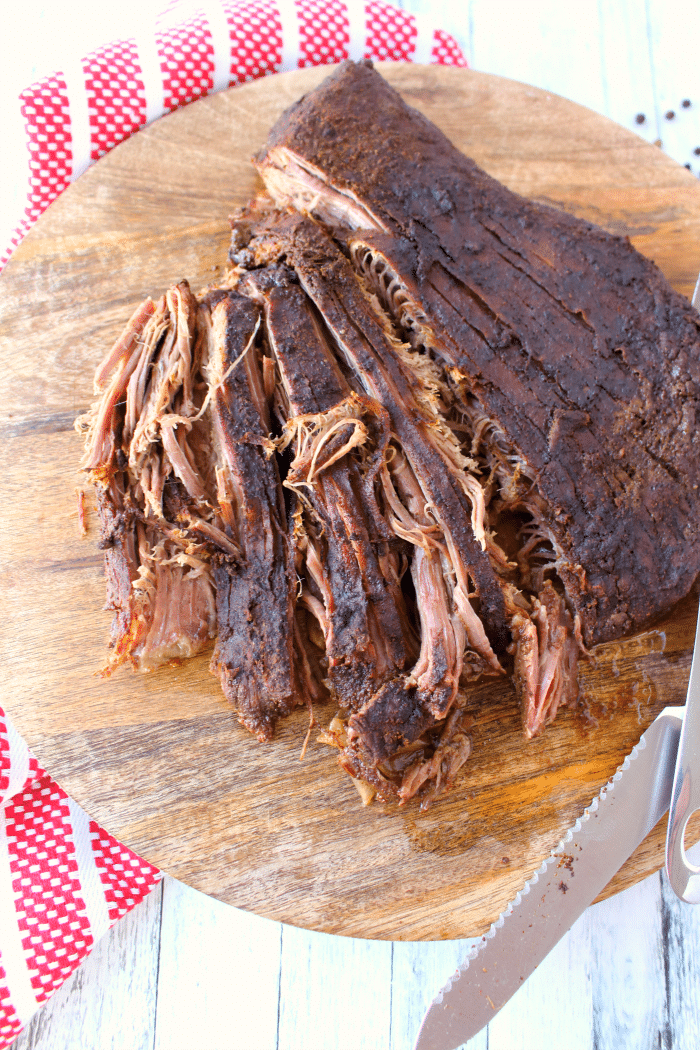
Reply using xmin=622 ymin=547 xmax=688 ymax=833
xmin=260 ymin=60 xmax=700 ymax=646
xmin=208 ymin=292 xmax=300 ymax=740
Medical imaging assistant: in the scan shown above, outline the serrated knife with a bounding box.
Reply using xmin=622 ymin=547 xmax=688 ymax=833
xmin=413 ymin=705 xmax=685 ymax=1050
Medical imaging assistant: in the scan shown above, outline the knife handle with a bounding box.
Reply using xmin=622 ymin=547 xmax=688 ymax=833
xmin=666 ymin=605 xmax=700 ymax=903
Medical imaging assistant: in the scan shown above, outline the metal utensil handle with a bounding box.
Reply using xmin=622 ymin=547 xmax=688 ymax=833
xmin=666 ymin=604 xmax=700 ymax=902
xmin=664 ymin=275 xmax=700 ymax=902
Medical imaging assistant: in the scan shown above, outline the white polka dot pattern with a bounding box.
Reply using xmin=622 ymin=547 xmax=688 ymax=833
xmin=222 ymin=0 xmax=284 ymax=83
xmin=364 ymin=0 xmax=415 ymax=61
xmin=89 ymin=821 xmax=161 ymax=923
xmin=297 ymin=0 xmax=350 ymax=68
xmin=0 ymin=718 xmax=10 ymax=800
xmin=82 ymin=39 xmax=148 ymax=161
xmin=0 ymin=970 xmax=22 ymax=1048
xmin=157 ymin=11 xmax=215 ymax=112
xmin=16 ymin=74 xmax=72 ymax=241
xmin=4 ymin=778 xmax=94 ymax=1003
xmin=431 ymin=27 xmax=468 ymax=68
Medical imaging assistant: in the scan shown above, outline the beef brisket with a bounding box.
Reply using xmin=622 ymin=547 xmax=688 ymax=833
xmin=234 ymin=218 xmax=510 ymax=767
xmin=77 ymin=283 xmax=219 ymax=672
xmin=256 ymin=59 xmax=700 ymax=651
xmin=78 ymin=284 xmax=302 ymax=739
xmin=79 ymin=62 xmax=700 ymax=808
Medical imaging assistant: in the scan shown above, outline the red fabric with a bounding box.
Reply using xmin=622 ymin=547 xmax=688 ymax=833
xmin=0 ymin=975 xmax=22 ymax=1050
xmin=298 ymin=0 xmax=351 ymax=66
xmin=0 ymin=746 xmax=162 ymax=1048
xmin=0 ymin=720 xmax=11 ymax=800
xmin=5 ymin=781 xmax=94 ymax=1003
xmin=431 ymin=27 xmax=468 ymax=67
xmin=158 ymin=13 xmax=216 ymax=112
xmin=83 ymin=40 xmax=148 ymax=161
xmin=222 ymin=0 xmax=285 ymax=82
xmin=365 ymin=0 xmax=417 ymax=61
xmin=90 ymin=822 xmax=162 ymax=924
xmin=17 ymin=74 xmax=73 ymax=246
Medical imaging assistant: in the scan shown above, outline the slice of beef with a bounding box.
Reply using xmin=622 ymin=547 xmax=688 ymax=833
xmin=95 ymin=479 xmax=149 ymax=664
xmin=204 ymin=291 xmax=301 ymax=740
xmin=241 ymin=264 xmax=415 ymax=711
xmin=79 ymin=297 xmax=158 ymax=475
xmin=256 ymin=59 xmax=700 ymax=650
xmin=232 ymin=237 xmax=501 ymax=784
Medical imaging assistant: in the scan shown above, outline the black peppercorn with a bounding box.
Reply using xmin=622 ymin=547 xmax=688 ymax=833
xmin=635 ymin=113 xmax=646 ymax=124
xmin=665 ymin=110 xmax=676 ymax=120
xmin=682 ymin=99 xmax=692 ymax=108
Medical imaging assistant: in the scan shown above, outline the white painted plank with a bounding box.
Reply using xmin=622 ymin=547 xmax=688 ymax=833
xmin=466 ymin=0 xmax=607 ymax=115
xmin=597 ymin=0 xmax=660 ymax=140
xmin=486 ymin=905 xmax=593 ymax=1050
xmin=154 ymin=878 xmax=281 ymax=1050
xmin=646 ymin=0 xmax=700 ymax=175
xmin=658 ymin=842 xmax=700 ymax=1050
xmin=586 ymin=873 xmax=666 ymax=1048
xmin=11 ymin=879 xmax=162 ymax=1050
xmin=277 ymin=926 xmax=392 ymax=1050
xmin=394 ymin=873 xmax=689 ymax=1050
xmin=390 ymin=938 xmax=486 ymax=1050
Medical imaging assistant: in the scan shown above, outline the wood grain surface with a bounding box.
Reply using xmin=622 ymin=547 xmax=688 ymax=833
xmin=2 ymin=63 xmax=700 ymax=942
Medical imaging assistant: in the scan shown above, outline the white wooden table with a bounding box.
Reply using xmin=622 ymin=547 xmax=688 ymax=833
xmin=3 ymin=2 xmax=700 ymax=1047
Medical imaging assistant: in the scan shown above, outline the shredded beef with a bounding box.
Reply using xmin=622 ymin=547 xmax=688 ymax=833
xmin=78 ymin=62 xmax=700 ymax=807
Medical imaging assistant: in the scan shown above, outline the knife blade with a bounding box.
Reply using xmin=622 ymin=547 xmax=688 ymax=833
xmin=413 ymin=705 xmax=684 ymax=1050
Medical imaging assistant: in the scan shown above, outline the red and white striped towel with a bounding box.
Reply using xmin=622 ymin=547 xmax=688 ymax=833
xmin=0 ymin=716 xmax=161 ymax=1047
xmin=0 ymin=1 xmax=466 ymax=1044
xmin=1 ymin=0 xmax=466 ymax=270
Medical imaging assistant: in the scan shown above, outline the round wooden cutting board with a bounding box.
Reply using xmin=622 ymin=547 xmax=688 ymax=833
xmin=2 ymin=64 xmax=700 ymax=942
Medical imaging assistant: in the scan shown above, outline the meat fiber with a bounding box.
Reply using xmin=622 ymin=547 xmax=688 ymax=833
xmin=241 ymin=263 xmax=415 ymax=713
xmin=77 ymin=282 xmax=219 ymax=672
xmin=239 ymin=260 xmax=478 ymax=797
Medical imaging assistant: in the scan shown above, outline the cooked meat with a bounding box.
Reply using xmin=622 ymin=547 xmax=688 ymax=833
xmin=241 ymin=264 xmax=415 ymax=720
xmin=256 ymin=59 xmax=700 ymax=653
xmin=233 ymin=218 xmax=511 ymax=768
xmin=278 ymin=217 xmax=509 ymax=652
xmin=79 ymin=62 xmax=700 ymax=808
xmin=77 ymin=283 xmax=219 ymax=673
